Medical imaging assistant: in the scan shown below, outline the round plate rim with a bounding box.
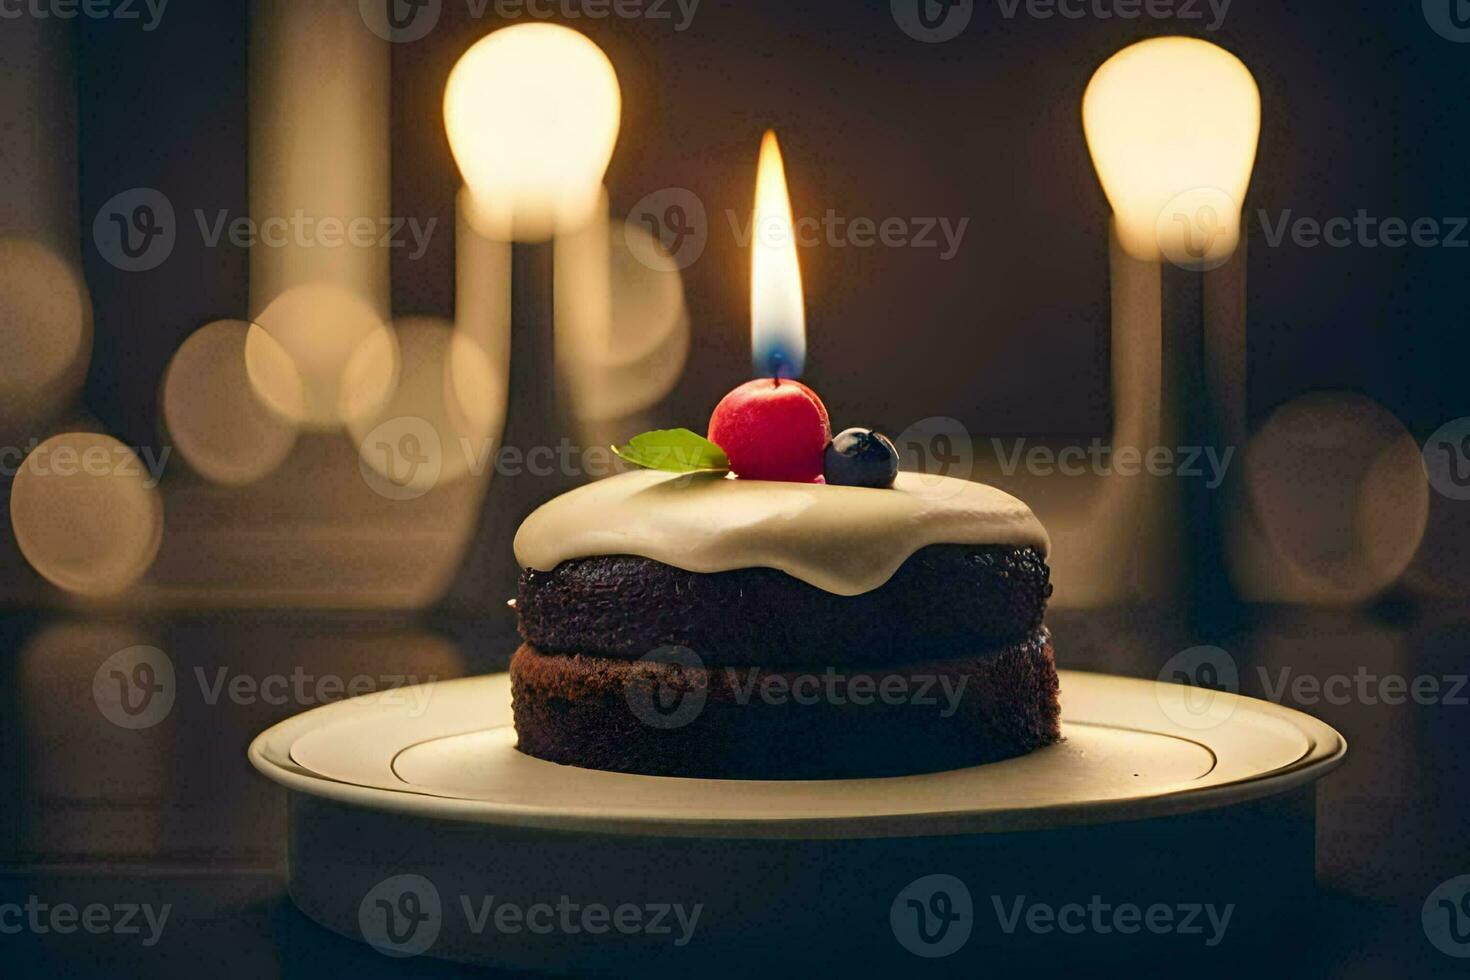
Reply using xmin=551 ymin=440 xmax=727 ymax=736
xmin=247 ymin=669 xmax=1346 ymax=839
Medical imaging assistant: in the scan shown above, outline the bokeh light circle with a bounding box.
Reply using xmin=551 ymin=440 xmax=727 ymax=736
xmin=162 ymin=320 xmax=301 ymax=485
xmin=250 ymin=283 xmax=397 ymax=430
xmin=349 ymin=317 xmax=502 ymax=500
xmin=1240 ymin=392 xmax=1427 ymax=603
xmin=0 ymin=237 xmax=93 ymax=429
xmin=11 ymin=432 xmax=164 ymax=597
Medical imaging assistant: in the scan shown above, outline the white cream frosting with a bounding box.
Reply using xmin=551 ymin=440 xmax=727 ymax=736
xmin=513 ymin=470 xmax=1049 ymax=596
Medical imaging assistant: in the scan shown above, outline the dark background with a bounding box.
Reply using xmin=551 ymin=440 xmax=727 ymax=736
xmin=75 ymin=0 xmax=1470 ymax=450
xmin=5 ymin=0 xmax=1468 ymax=976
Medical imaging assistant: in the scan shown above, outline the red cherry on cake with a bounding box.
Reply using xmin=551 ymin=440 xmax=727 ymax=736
xmin=708 ymin=379 xmax=831 ymax=482
xmin=782 ymin=380 xmax=830 ymax=434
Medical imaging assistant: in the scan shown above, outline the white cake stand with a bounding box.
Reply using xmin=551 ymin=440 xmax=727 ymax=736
xmin=250 ymin=670 xmax=1344 ymax=973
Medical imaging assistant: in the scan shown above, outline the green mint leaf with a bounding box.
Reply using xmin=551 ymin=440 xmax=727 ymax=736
xmin=613 ymin=428 xmax=730 ymax=473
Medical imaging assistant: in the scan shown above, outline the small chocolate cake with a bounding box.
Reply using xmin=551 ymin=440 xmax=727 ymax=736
xmin=518 ymin=544 xmax=1051 ymax=667
xmin=508 ymin=470 xmax=1062 ymax=779
xmin=511 ymin=631 xmax=1059 ymax=779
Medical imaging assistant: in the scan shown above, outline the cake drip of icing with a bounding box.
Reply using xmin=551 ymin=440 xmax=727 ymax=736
xmin=513 ymin=470 xmax=1050 ymax=596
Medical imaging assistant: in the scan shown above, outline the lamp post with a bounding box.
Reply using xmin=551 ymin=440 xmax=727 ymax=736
xmin=1084 ymin=36 xmax=1261 ymax=632
xmin=442 ymin=24 xmax=623 ymax=619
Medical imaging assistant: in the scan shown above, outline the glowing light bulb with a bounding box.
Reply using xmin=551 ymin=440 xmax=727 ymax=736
xmin=1083 ymin=37 xmax=1260 ymax=269
xmin=444 ymin=24 xmax=622 ymax=241
xmin=750 ymin=130 xmax=805 ymax=379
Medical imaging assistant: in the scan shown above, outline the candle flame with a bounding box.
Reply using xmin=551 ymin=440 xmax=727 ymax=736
xmin=750 ymin=130 xmax=805 ymax=379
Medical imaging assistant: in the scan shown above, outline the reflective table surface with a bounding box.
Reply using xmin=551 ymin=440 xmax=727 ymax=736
xmin=2 ymin=604 xmax=1466 ymax=977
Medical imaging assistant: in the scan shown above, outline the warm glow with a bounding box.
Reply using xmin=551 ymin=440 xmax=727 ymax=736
xmin=750 ymin=130 xmax=805 ymax=379
xmin=1083 ymin=37 xmax=1260 ymax=267
xmin=348 ymin=316 xmax=502 ymax=500
xmin=11 ymin=433 xmax=163 ymax=598
xmin=444 ymin=24 xmax=621 ymax=241
xmin=249 ymin=282 xmax=396 ymax=430
xmin=0 ymin=237 xmax=93 ymax=430
xmin=164 ymin=320 xmax=300 ymax=486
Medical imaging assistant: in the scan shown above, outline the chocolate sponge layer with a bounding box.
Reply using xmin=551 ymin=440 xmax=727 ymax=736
xmin=517 ymin=544 xmax=1052 ymax=668
xmin=510 ymin=630 xmax=1061 ymax=780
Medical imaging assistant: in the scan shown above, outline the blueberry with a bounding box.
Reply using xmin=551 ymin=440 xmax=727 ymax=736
xmin=824 ymin=428 xmax=899 ymax=488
